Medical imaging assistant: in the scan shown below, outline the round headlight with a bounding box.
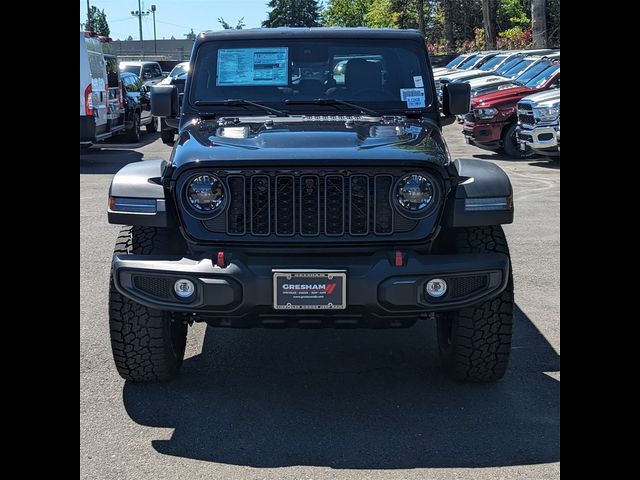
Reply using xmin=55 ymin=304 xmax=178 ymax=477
xmin=395 ymin=174 xmax=435 ymax=213
xmin=186 ymin=174 xmax=225 ymax=212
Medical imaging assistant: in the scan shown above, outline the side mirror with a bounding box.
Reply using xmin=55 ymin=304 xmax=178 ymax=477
xmin=442 ymin=82 xmax=471 ymax=116
xmin=151 ymin=85 xmax=179 ymax=118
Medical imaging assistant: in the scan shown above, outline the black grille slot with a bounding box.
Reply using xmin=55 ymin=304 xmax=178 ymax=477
xmin=227 ymin=175 xmax=246 ymax=235
xmin=518 ymin=103 xmax=535 ymax=125
xmin=450 ymin=275 xmax=488 ymax=298
xmin=325 ymin=176 xmax=345 ymax=235
xmin=374 ymin=175 xmax=394 ymax=234
xmin=349 ymin=175 xmax=369 ymax=235
xmin=133 ymin=276 xmax=173 ymax=299
xmin=300 ymin=175 xmax=320 ymax=236
xmin=251 ymin=175 xmax=270 ymax=235
xmin=275 ymin=176 xmax=295 ymax=235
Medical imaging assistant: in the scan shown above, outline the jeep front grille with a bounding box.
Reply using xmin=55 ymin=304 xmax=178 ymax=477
xmin=197 ymin=169 xmax=425 ymax=240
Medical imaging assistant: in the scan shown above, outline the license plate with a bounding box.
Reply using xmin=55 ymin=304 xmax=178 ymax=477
xmin=273 ymin=270 xmax=346 ymax=310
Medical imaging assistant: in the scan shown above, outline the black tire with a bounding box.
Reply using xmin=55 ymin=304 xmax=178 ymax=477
xmin=160 ymin=128 xmax=175 ymax=144
xmin=502 ymin=123 xmax=535 ymax=159
xmin=435 ymin=226 xmax=514 ymax=382
xmin=146 ymin=116 xmax=158 ymax=133
xmin=109 ymin=226 xmax=188 ymax=382
xmin=126 ymin=112 xmax=141 ymax=143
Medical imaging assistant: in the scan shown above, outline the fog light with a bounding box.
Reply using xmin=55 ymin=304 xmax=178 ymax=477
xmin=426 ymin=278 xmax=447 ymax=298
xmin=174 ymin=279 xmax=195 ymax=298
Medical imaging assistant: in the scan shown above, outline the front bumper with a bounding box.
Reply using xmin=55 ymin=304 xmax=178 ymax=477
xmin=462 ymin=120 xmax=506 ymax=150
xmin=112 ymin=250 xmax=510 ymax=323
xmin=516 ymin=124 xmax=559 ymax=150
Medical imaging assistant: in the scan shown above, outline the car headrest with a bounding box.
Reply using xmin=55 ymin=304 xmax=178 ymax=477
xmin=345 ymin=59 xmax=382 ymax=90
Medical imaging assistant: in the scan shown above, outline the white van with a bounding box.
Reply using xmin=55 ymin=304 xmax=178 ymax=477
xmin=80 ymin=31 xmax=125 ymax=147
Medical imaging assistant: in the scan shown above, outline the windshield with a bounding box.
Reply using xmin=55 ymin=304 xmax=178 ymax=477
xmin=524 ymin=65 xmax=559 ymax=88
xmin=503 ymin=59 xmax=536 ymax=78
xmin=190 ymin=38 xmax=432 ymax=114
xmin=515 ymin=62 xmax=551 ymax=83
xmin=479 ymin=54 xmax=507 ymax=71
xmin=495 ymin=57 xmax=524 ymax=75
xmin=169 ymin=63 xmax=189 ymax=77
xmin=457 ymin=54 xmax=480 ymax=70
xmin=446 ymin=54 xmax=467 ymax=69
xmin=120 ymin=65 xmax=141 ymax=76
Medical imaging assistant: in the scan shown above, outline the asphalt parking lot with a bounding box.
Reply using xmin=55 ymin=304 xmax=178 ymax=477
xmin=80 ymin=124 xmax=559 ymax=480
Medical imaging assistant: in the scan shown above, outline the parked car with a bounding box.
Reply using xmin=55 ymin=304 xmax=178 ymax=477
xmin=119 ymin=61 xmax=166 ymax=86
xmin=80 ymin=31 xmax=125 ymax=147
xmin=431 ymin=53 xmax=475 ymax=75
xmin=107 ymin=28 xmax=517 ymax=384
xmin=516 ymin=89 xmax=560 ymax=157
xmin=159 ymin=62 xmax=190 ymax=85
xmin=467 ymin=52 xmax=559 ymax=97
xmin=462 ymin=62 xmax=560 ymax=157
xmin=120 ymin=71 xmax=156 ymax=142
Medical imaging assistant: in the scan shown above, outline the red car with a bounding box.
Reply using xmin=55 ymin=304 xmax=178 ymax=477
xmin=463 ymin=62 xmax=560 ymax=157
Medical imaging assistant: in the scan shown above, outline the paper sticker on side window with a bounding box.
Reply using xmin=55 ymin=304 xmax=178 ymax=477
xmin=217 ymin=47 xmax=288 ymax=86
xmin=400 ymin=88 xmax=425 ymax=108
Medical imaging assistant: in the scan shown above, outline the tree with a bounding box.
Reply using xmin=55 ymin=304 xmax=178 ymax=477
xmin=481 ymin=0 xmax=497 ymax=49
xmin=442 ymin=0 xmax=454 ymax=53
xmin=531 ymin=0 xmax=547 ymax=47
xmin=323 ymin=0 xmax=371 ymax=27
xmin=85 ymin=6 xmax=110 ymax=36
xmin=218 ymin=17 xmax=245 ymax=29
xmin=184 ymin=29 xmax=196 ymax=40
xmin=263 ymin=0 xmax=321 ymax=27
xmin=126 ymin=35 xmax=134 ymax=41
xmin=416 ymin=0 xmax=426 ymax=35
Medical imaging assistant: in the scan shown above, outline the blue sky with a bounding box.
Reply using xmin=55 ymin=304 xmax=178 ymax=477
xmin=80 ymin=0 xmax=274 ymax=40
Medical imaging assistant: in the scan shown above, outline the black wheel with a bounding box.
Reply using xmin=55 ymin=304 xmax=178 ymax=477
xmin=502 ymin=123 xmax=535 ymax=159
xmin=146 ymin=116 xmax=158 ymax=133
xmin=435 ymin=226 xmax=514 ymax=382
xmin=160 ymin=128 xmax=176 ymax=144
xmin=109 ymin=226 xmax=188 ymax=382
xmin=126 ymin=112 xmax=141 ymax=143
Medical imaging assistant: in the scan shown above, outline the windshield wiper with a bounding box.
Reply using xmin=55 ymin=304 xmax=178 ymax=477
xmin=284 ymin=98 xmax=381 ymax=117
xmin=194 ymin=99 xmax=288 ymax=117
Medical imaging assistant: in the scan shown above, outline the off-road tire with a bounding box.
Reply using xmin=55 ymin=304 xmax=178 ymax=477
xmin=435 ymin=226 xmax=514 ymax=382
xmin=503 ymin=123 xmax=535 ymax=159
xmin=109 ymin=226 xmax=188 ymax=382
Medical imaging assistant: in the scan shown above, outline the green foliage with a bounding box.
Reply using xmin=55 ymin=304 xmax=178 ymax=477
xmin=218 ymin=17 xmax=245 ymax=29
xmin=497 ymin=0 xmax=530 ymax=29
xmin=497 ymin=25 xmax=532 ymax=49
xmin=323 ymin=0 xmax=373 ymax=27
xmin=184 ymin=29 xmax=196 ymax=40
xmin=263 ymin=0 xmax=321 ymax=27
xmin=365 ymin=0 xmax=397 ymax=28
xmin=86 ymin=6 xmax=110 ymax=37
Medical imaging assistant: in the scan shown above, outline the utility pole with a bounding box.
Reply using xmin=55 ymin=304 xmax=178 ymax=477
xmin=131 ymin=0 xmax=150 ymax=57
xmin=151 ymin=5 xmax=157 ymax=56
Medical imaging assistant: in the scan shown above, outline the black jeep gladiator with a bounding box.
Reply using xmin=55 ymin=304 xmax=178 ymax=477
xmin=107 ymin=28 xmax=514 ymax=383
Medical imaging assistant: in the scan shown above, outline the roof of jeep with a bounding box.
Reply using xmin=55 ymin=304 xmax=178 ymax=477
xmin=196 ymin=27 xmax=424 ymax=42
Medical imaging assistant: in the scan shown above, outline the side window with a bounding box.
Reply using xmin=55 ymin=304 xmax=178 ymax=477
xmin=151 ymin=64 xmax=162 ymax=77
xmin=141 ymin=66 xmax=151 ymax=79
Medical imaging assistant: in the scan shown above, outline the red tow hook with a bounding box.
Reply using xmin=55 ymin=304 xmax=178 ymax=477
xmin=394 ymin=250 xmax=405 ymax=267
xmin=215 ymin=251 xmax=226 ymax=268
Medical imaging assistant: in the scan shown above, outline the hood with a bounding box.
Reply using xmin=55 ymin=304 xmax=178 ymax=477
xmin=472 ymin=85 xmax=542 ymax=108
xmin=467 ymin=75 xmax=510 ymax=88
xmin=170 ymin=116 xmax=450 ymax=169
xmin=519 ymin=89 xmax=560 ymax=105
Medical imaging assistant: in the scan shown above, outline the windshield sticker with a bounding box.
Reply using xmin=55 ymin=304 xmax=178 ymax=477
xmin=400 ymin=88 xmax=425 ymax=108
xmin=406 ymin=96 xmax=426 ymax=108
xmin=413 ymin=76 xmax=424 ymax=88
xmin=217 ymin=47 xmax=288 ymax=86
